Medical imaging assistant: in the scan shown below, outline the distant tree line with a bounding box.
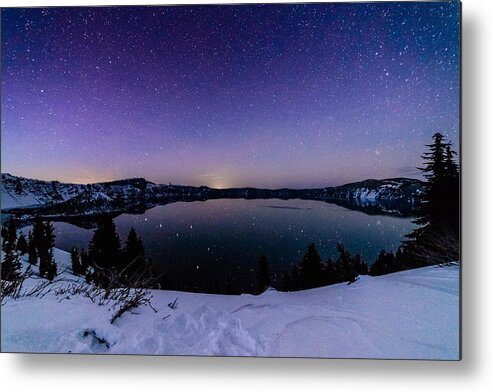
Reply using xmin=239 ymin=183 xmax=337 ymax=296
xmin=252 ymin=242 xmax=368 ymax=294
xmin=284 ymin=243 xmax=368 ymax=291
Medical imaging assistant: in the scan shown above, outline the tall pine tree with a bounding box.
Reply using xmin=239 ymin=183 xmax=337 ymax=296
xmin=404 ymin=133 xmax=460 ymax=265
xmin=121 ymin=227 xmax=149 ymax=284
xmin=300 ymin=243 xmax=324 ymax=289
xmin=37 ymin=221 xmax=57 ymax=279
xmin=70 ymin=247 xmax=81 ymax=276
xmin=27 ymin=230 xmax=37 ymax=265
xmin=334 ymin=243 xmax=358 ymax=283
xmin=88 ymin=217 xmax=121 ymax=287
xmin=46 ymin=248 xmax=57 ymax=281
xmin=88 ymin=217 xmax=121 ymax=271
xmin=31 ymin=219 xmax=45 ymax=260
xmin=1 ymin=219 xmax=21 ymax=281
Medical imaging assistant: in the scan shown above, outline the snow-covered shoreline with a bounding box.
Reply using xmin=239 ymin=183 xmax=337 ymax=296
xmin=0 ymin=249 xmax=459 ymax=359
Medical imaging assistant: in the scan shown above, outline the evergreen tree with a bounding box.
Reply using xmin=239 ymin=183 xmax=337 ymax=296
xmin=27 ymin=230 xmax=37 ymax=265
xmin=256 ymin=255 xmax=271 ymax=293
xmin=404 ymin=133 xmax=460 ymax=265
xmin=88 ymin=217 xmax=121 ymax=271
xmin=2 ymin=219 xmax=18 ymax=253
xmin=39 ymin=252 xmax=49 ymax=277
xmin=334 ymin=243 xmax=358 ymax=283
xmin=88 ymin=217 xmax=122 ymax=287
xmin=41 ymin=222 xmax=56 ymax=277
xmin=46 ymin=248 xmax=57 ymax=281
xmin=38 ymin=221 xmax=57 ymax=279
xmin=325 ymin=258 xmax=339 ymax=285
xmin=16 ymin=233 xmax=28 ymax=255
xmin=44 ymin=221 xmax=56 ymax=250
xmin=370 ymin=250 xmax=398 ymax=276
xmin=415 ymin=133 xmax=450 ymax=227
xmin=70 ymin=247 xmax=81 ymax=275
xmin=1 ymin=219 xmax=21 ymax=281
xmin=300 ymin=243 xmax=324 ymax=289
xmin=122 ymin=228 xmax=144 ymax=268
xmin=444 ymin=144 xmax=460 ymax=236
xmin=7 ymin=219 xmax=18 ymax=245
xmin=31 ymin=219 xmax=45 ymax=257
xmin=352 ymin=254 xmax=368 ymax=276
xmin=121 ymin=227 xmax=150 ymax=285
xmin=445 ymin=145 xmax=459 ymax=180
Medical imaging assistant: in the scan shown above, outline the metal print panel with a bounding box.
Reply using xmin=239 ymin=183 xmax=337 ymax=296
xmin=0 ymin=2 xmax=461 ymax=359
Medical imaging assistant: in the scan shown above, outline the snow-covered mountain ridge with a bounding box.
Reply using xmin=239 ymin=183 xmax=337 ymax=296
xmin=320 ymin=178 xmax=424 ymax=204
xmin=1 ymin=173 xmax=425 ymax=218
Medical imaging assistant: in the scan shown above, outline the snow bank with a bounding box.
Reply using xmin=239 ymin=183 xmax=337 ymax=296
xmin=1 ymin=251 xmax=459 ymax=359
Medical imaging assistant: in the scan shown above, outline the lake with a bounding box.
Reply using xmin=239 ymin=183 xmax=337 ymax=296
xmin=27 ymin=198 xmax=417 ymax=293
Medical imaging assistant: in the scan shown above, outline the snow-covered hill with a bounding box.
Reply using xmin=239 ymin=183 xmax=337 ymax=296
xmin=1 ymin=174 xmax=151 ymax=216
xmin=1 ymin=249 xmax=459 ymax=359
xmin=0 ymin=173 xmax=86 ymax=210
xmin=1 ymin=173 xmax=425 ymax=218
xmin=320 ymin=178 xmax=424 ymax=204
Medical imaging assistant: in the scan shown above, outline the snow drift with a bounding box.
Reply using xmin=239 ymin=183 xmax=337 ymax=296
xmin=1 ymin=250 xmax=459 ymax=359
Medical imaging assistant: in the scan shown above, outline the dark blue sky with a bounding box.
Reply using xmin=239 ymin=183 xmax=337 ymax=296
xmin=1 ymin=2 xmax=460 ymax=188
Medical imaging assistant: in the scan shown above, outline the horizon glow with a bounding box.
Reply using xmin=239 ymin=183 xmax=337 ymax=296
xmin=1 ymin=3 xmax=460 ymax=188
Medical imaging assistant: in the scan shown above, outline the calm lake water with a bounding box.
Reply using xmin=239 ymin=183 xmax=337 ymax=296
xmin=28 ymin=199 xmax=417 ymax=293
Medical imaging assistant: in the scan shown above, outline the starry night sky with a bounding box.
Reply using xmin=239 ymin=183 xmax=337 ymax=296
xmin=1 ymin=2 xmax=460 ymax=188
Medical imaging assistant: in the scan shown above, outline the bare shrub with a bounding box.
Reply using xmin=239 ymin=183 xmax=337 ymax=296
xmin=2 ymin=258 xmax=159 ymax=324
xmin=406 ymin=226 xmax=459 ymax=266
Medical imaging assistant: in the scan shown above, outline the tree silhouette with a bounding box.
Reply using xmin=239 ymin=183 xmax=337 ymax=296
xmin=121 ymin=227 xmax=151 ymax=285
xmin=300 ymin=243 xmax=324 ymax=289
xmin=370 ymin=250 xmax=397 ymax=276
xmin=27 ymin=230 xmax=37 ymax=265
xmin=31 ymin=219 xmax=45 ymax=259
xmin=45 ymin=248 xmax=57 ymax=281
xmin=37 ymin=221 xmax=57 ymax=280
xmin=71 ymin=247 xmax=81 ymax=275
xmin=404 ymin=133 xmax=460 ymax=265
xmin=1 ymin=218 xmax=21 ymax=281
xmin=334 ymin=243 xmax=358 ymax=283
xmin=325 ymin=258 xmax=339 ymax=285
xmin=88 ymin=217 xmax=121 ymax=271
